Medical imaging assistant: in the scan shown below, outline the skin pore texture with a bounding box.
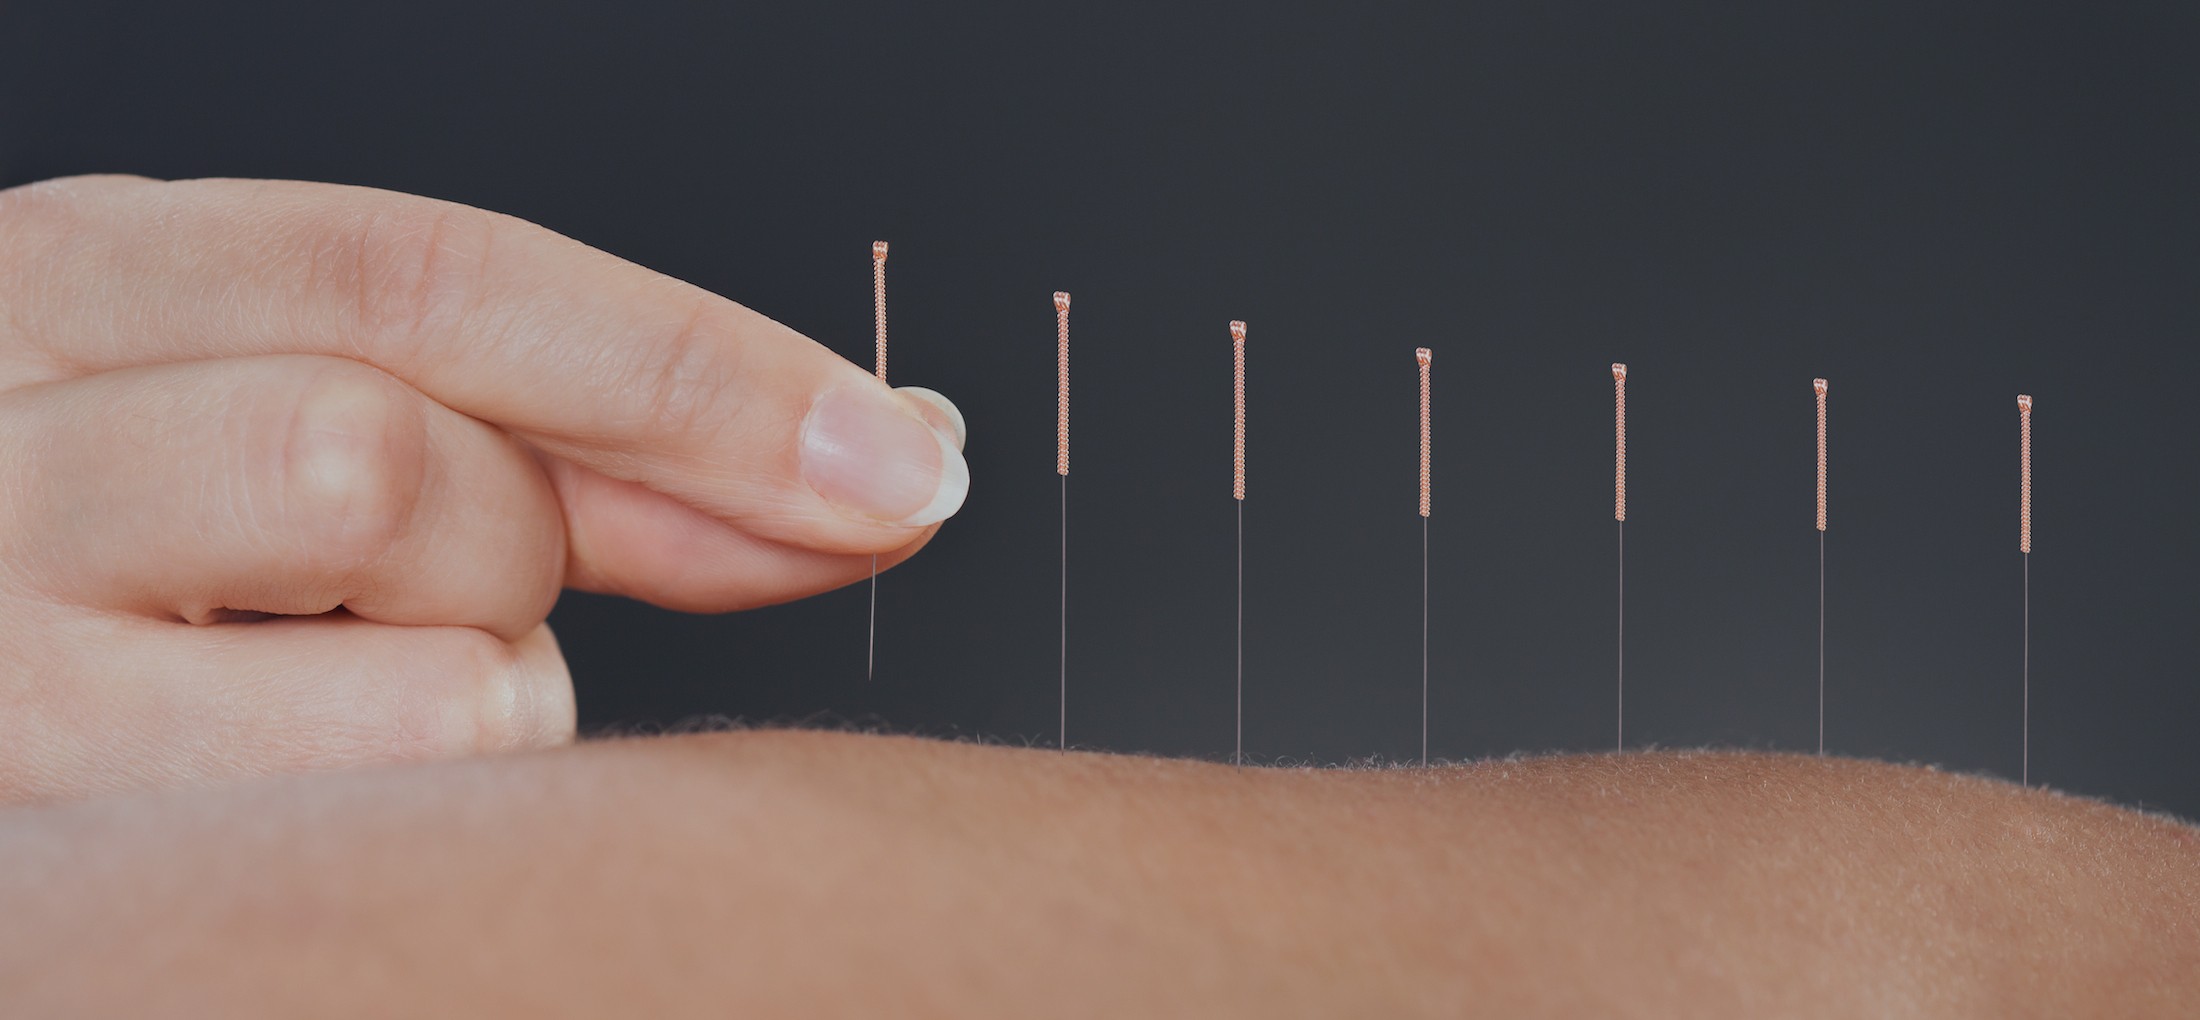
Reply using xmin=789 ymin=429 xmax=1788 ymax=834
xmin=0 ymin=731 xmax=2193 ymax=1018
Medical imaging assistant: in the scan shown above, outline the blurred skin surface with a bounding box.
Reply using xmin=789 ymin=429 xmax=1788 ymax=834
xmin=1 ymin=732 xmax=2193 ymax=1018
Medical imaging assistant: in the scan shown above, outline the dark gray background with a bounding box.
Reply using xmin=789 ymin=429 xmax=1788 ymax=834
xmin=6 ymin=2 xmax=2196 ymax=817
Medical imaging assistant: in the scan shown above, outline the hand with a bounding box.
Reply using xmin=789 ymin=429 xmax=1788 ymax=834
xmin=0 ymin=175 xmax=969 ymax=803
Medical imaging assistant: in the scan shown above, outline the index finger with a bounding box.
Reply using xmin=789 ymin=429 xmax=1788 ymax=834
xmin=0 ymin=175 xmax=967 ymax=554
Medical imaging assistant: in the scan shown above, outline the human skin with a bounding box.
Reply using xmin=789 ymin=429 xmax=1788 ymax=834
xmin=0 ymin=176 xmax=967 ymax=801
xmin=3 ymin=176 xmax=2192 ymax=1016
xmin=0 ymin=732 xmax=2192 ymax=1018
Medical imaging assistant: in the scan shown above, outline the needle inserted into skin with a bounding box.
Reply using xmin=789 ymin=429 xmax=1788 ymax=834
xmin=1417 ymin=348 xmax=1432 ymax=767
xmin=1613 ymin=363 xmax=1628 ymax=754
xmin=2018 ymin=393 xmax=2033 ymax=785
xmin=868 ymin=240 xmax=888 ymax=681
xmin=1232 ymin=320 xmax=1247 ymax=767
xmin=1815 ymin=377 xmax=1828 ymax=755
xmin=1056 ymin=291 xmax=1071 ymax=750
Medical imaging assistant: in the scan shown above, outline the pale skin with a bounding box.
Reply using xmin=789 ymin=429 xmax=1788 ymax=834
xmin=0 ymin=177 xmax=2192 ymax=1016
xmin=0 ymin=175 xmax=966 ymax=802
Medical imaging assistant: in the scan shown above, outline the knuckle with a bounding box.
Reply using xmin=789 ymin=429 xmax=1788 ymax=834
xmin=310 ymin=197 xmax=503 ymax=363
xmin=448 ymin=627 xmax=574 ymax=754
xmin=276 ymin=363 xmax=428 ymax=571
xmin=630 ymin=295 xmax=747 ymax=447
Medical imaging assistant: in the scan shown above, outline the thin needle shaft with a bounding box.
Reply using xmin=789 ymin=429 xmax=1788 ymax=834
xmin=1232 ymin=320 xmax=1247 ymax=767
xmin=1613 ymin=363 xmax=1628 ymax=753
xmin=1815 ymin=377 xmax=1828 ymax=755
xmin=2018 ymin=393 xmax=2033 ymax=786
xmin=1055 ymin=292 xmax=1071 ymax=750
xmin=1416 ymin=347 xmax=1432 ymax=767
xmin=1061 ymin=474 xmax=1068 ymax=749
xmin=867 ymin=241 xmax=888 ymax=681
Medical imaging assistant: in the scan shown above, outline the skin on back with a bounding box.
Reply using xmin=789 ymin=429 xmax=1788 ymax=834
xmin=0 ymin=731 xmax=2193 ymax=1018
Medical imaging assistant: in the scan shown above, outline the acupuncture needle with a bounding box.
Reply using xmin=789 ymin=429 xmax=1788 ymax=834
xmin=1055 ymin=291 xmax=1071 ymax=749
xmin=1232 ymin=320 xmax=1248 ymax=766
xmin=1416 ymin=348 xmax=1432 ymax=766
xmin=1814 ymin=378 xmax=1828 ymax=754
xmin=1612 ymin=363 xmax=1628 ymax=753
xmin=2018 ymin=393 xmax=2033 ymax=785
xmin=868 ymin=240 xmax=888 ymax=681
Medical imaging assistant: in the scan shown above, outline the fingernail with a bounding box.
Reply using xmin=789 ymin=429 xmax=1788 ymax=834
xmin=896 ymin=386 xmax=968 ymax=451
xmin=802 ymin=384 xmax=970 ymax=526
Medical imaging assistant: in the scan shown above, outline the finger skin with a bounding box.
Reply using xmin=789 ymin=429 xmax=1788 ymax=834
xmin=0 ymin=175 xmax=958 ymax=566
xmin=550 ymin=380 xmax=963 ymax=609
xmin=545 ymin=459 xmax=940 ymax=612
xmin=0 ymin=614 xmax=573 ymax=805
xmin=0 ymin=355 xmax=565 ymax=641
